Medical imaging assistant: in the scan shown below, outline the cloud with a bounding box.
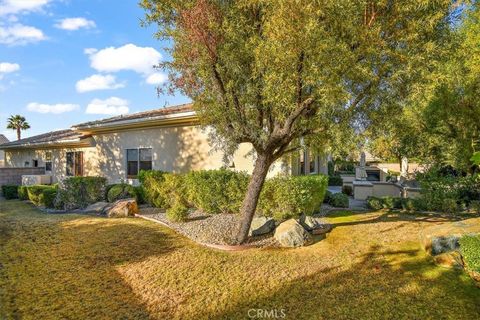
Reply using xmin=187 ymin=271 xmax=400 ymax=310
xmin=0 ymin=0 xmax=51 ymax=16
xmin=55 ymin=17 xmax=96 ymax=31
xmin=76 ymin=74 xmax=125 ymax=93
xmin=0 ymin=23 xmax=46 ymax=45
xmin=27 ymin=102 xmax=79 ymax=114
xmin=0 ymin=62 xmax=19 ymax=73
xmin=86 ymin=44 xmax=161 ymax=75
xmin=86 ymin=97 xmax=129 ymax=115
xmin=145 ymin=72 xmax=167 ymax=85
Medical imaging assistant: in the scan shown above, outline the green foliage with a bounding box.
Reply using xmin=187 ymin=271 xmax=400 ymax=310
xmin=441 ymin=198 xmax=458 ymax=214
xmin=328 ymin=175 xmax=343 ymax=186
xmin=107 ymin=184 xmax=139 ymax=203
xmin=459 ymin=235 xmax=480 ymax=273
xmin=471 ymin=152 xmax=480 ymax=166
xmin=18 ymin=186 xmax=28 ymax=200
xmin=323 ymin=190 xmax=333 ymax=204
xmin=166 ymin=203 xmax=190 ymax=222
xmin=329 ymin=193 xmax=349 ymax=208
xmin=160 ymin=173 xmax=189 ymax=208
xmin=367 ymin=196 xmax=404 ymax=210
xmin=259 ymin=175 xmax=328 ymax=220
xmin=341 ymin=185 xmax=352 ymax=196
xmin=469 ymin=200 xmax=480 ymax=214
xmin=138 ymin=170 xmax=167 ymax=208
xmin=1 ymin=185 xmax=18 ymax=200
xmin=366 ymin=197 xmax=383 ymax=210
xmin=25 ymin=185 xmax=57 ymax=208
xmin=38 ymin=188 xmax=57 ymax=209
xmin=57 ymin=176 xmax=107 ymax=210
xmin=185 ymin=169 xmax=249 ymax=214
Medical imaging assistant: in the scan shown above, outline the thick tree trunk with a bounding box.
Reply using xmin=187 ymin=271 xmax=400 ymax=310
xmin=235 ymin=153 xmax=272 ymax=244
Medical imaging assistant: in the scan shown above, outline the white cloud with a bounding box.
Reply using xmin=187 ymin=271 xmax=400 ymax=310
xmin=0 ymin=23 xmax=45 ymax=45
xmin=76 ymin=74 xmax=125 ymax=93
xmin=0 ymin=62 xmax=19 ymax=73
xmin=27 ymin=102 xmax=79 ymax=114
xmin=55 ymin=17 xmax=96 ymax=31
xmin=86 ymin=44 xmax=161 ymax=75
xmin=0 ymin=0 xmax=51 ymax=16
xmin=84 ymin=47 xmax=97 ymax=55
xmin=145 ymin=72 xmax=167 ymax=85
xmin=86 ymin=97 xmax=129 ymax=115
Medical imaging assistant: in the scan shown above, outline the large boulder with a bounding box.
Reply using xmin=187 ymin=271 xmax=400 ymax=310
xmin=84 ymin=201 xmax=111 ymax=214
xmin=105 ymin=198 xmax=138 ymax=218
xmin=299 ymin=215 xmax=331 ymax=232
xmin=249 ymin=217 xmax=276 ymax=236
xmin=274 ymin=219 xmax=312 ymax=247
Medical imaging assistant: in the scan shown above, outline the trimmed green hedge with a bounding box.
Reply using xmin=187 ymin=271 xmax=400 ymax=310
xmin=57 ymin=176 xmax=107 ymax=210
xmin=18 ymin=186 xmax=28 ymax=200
xmin=259 ymin=175 xmax=328 ymax=220
xmin=328 ymin=175 xmax=343 ymax=186
xmin=459 ymin=235 xmax=480 ymax=274
xmin=185 ymin=169 xmax=249 ymax=214
xmin=22 ymin=185 xmax=57 ymax=208
xmin=107 ymin=184 xmax=143 ymax=203
xmin=329 ymin=193 xmax=349 ymax=208
xmin=138 ymin=170 xmax=167 ymax=208
xmin=1 ymin=185 xmax=18 ymax=200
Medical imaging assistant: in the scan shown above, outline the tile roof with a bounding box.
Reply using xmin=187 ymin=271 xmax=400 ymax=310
xmin=0 ymin=129 xmax=84 ymax=148
xmin=73 ymin=103 xmax=194 ymax=128
xmin=0 ymin=134 xmax=9 ymax=144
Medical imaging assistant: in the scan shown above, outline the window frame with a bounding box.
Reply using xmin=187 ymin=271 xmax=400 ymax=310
xmin=45 ymin=151 xmax=52 ymax=172
xmin=66 ymin=151 xmax=84 ymax=177
xmin=126 ymin=147 xmax=153 ymax=179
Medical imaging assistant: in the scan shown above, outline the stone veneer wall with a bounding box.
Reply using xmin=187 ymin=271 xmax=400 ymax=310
xmin=0 ymin=167 xmax=45 ymax=190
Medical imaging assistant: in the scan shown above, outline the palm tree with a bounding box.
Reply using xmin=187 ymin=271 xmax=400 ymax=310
xmin=7 ymin=115 xmax=30 ymax=140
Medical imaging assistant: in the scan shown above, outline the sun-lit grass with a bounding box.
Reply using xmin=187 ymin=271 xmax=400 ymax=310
xmin=1 ymin=201 xmax=479 ymax=319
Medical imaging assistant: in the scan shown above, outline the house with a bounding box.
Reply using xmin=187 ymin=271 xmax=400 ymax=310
xmin=0 ymin=134 xmax=9 ymax=167
xmin=0 ymin=104 xmax=328 ymax=185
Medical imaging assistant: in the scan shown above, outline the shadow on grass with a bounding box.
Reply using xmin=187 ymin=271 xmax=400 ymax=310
xmin=208 ymin=244 xmax=480 ymax=319
xmin=0 ymin=200 xmax=183 ymax=319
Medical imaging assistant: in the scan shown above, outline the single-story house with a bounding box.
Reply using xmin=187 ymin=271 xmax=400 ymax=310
xmin=0 ymin=104 xmax=328 ymax=185
xmin=0 ymin=134 xmax=9 ymax=167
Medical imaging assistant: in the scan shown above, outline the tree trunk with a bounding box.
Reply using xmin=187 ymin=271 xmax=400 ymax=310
xmin=235 ymin=153 xmax=272 ymax=244
xmin=16 ymin=128 xmax=20 ymax=140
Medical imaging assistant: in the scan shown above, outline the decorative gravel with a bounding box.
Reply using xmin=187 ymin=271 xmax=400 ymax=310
xmin=139 ymin=207 xmax=279 ymax=247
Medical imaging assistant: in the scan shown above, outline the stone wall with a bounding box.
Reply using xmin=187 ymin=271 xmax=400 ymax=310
xmin=0 ymin=167 xmax=46 ymax=188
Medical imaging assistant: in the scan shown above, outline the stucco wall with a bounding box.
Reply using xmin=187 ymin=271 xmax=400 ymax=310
xmin=4 ymin=125 xmax=289 ymax=183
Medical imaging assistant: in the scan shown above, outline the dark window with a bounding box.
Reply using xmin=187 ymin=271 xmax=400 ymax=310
xmin=33 ymin=159 xmax=38 ymax=167
xmin=126 ymin=148 xmax=152 ymax=178
xmin=45 ymin=152 xmax=52 ymax=172
xmin=66 ymin=151 xmax=84 ymax=176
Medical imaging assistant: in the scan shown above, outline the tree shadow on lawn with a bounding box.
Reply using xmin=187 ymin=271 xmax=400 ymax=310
xmin=0 ymin=200 xmax=186 ymax=319
xmin=209 ymin=244 xmax=480 ymax=319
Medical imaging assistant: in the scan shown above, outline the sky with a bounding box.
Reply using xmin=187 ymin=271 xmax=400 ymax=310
xmin=0 ymin=0 xmax=190 ymax=141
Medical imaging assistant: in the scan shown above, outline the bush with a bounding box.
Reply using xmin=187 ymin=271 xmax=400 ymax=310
xmin=260 ymin=175 xmax=328 ymax=219
xmin=185 ymin=169 xmax=249 ymax=214
xmin=39 ymin=188 xmax=57 ymax=208
xmin=323 ymin=190 xmax=333 ymax=204
xmin=2 ymin=185 xmax=18 ymax=199
xmin=366 ymin=196 xmax=383 ymax=210
xmin=329 ymin=193 xmax=349 ymax=208
xmin=25 ymin=185 xmax=57 ymax=208
xmin=18 ymin=186 xmax=28 ymax=200
xmin=328 ymin=175 xmax=343 ymax=186
xmin=367 ymin=196 xmax=405 ymax=210
xmin=441 ymin=198 xmax=458 ymax=214
xmin=138 ymin=170 xmax=167 ymax=208
xmin=166 ymin=203 xmax=190 ymax=222
xmin=57 ymin=176 xmax=107 ymax=210
xmin=159 ymin=173 xmax=188 ymax=208
xmin=469 ymin=200 xmax=480 ymax=214
xmin=459 ymin=235 xmax=480 ymax=273
xmin=341 ymin=185 xmax=353 ymax=196
xmin=107 ymin=184 xmax=138 ymax=202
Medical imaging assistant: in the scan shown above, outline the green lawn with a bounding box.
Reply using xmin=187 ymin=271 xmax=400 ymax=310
xmin=1 ymin=200 xmax=479 ymax=319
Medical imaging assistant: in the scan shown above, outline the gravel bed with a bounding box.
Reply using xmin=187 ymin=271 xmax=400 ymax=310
xmin=139 ymin=207 xmax=279 ymax=247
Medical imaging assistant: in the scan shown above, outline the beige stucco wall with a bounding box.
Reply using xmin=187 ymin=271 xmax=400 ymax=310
xmin=4 ymin=125 xmax=289 ymax=184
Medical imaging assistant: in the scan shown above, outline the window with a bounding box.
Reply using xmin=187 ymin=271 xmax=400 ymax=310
xmin=45 ymin=152 xmax=52 ymax=172
xmin=127 ymin=148 xmax=152 ymax=178
xmin=299 ymin=151 xmax=306 ymax=175
xmin=66 ymin=151 xmax=84 ymax=176
xmin=32 ymin=159 xmax=38 ymax=168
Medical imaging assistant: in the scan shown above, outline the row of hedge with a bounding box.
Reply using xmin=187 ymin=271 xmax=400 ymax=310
xmin=366 ymin=195 xmax=480 ymax=213
xmin=139 ymin=169 xmax=329 ymax=221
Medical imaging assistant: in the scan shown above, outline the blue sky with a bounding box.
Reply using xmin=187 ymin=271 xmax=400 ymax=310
xmin=0 ymin=0 xmax=189 ymax=141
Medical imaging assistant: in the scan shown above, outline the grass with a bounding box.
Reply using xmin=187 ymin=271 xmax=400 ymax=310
xmin=0 ymin=200 xmax=479 ymax=319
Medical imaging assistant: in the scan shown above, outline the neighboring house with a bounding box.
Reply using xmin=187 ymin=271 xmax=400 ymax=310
xmin=0 ymin=104 xmax=328 ymax=184
xmin=0 ymin=134 xmax=9 ymax=167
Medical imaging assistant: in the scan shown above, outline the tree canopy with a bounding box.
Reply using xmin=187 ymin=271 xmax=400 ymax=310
xmin=6 ymin=115 xmax=30 ymax=140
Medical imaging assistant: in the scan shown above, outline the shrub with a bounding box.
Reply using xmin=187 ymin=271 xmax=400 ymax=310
xmin=366 ymin=196 xmax=383 ymax=210
xmin=328 ymin=175 xmax=343 ymax=186
xmin=107 ymin=184 xmax=137 ymax=202
xmin=18 ymin=186 xmax=28 ymax=200
xmin=166 ymin=203 xmax=190 ymax=222
xmin=323 ymin=190 xmax=333 ymax=204
xmin=57 ymin=176 xmax=107 ymax=210
xmin=138 ymin=170 xmax=167 ymax=208
xmin=39 ymin=187 xmax=57 ymax=208
xmin=459 ymin=235 xmax=480 ymax=273
xmin=469 ymin=200 xmax=480 ymax=214
xmin=26 ymin=185 xmax=57 ymax=208
xmin=260 ymin=175 xmax=328 ymax=219
xmin=2 ymin=185 xmax=18 ymax=200
xmin=441 ymin=198 xmax=458 ymax=214
xmin=185 ymin=169 xmax=249 ymax=214
xmin=329 ymin=193 xmax=349 ymax=208
xmin=159 ymin=173 xmax=188 ymax=208
xmin=341 ymin=185 xmax=353 ymax=196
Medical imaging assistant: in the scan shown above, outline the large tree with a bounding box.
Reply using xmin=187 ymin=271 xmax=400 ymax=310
xmin=142 ymin=0 xmax=456 ymax=243
xmin=7 ymin=115 xmax=30 ymax=140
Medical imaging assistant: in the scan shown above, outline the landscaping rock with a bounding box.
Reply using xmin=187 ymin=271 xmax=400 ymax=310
xmin=311 ymin=224 xmax=333 ymax=236
xmin=84 ymin=201 xmax=111 ymax=214
xmin=105 ymin=198 xmax=138 ymax=218
xmin=274 ymin=219 xmax=312 ymax=247
xmin=249 ymin=217 xmax=276 ymax=236
xmin=433 ymin=251 xmax=464 ymax=269
xmin=298 ymin=215 xmax=331 ymax=232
